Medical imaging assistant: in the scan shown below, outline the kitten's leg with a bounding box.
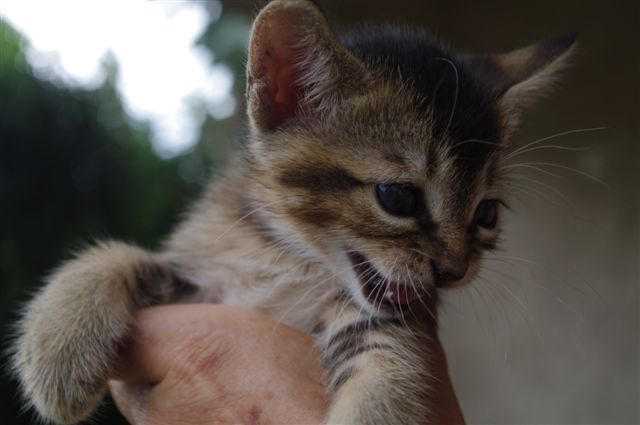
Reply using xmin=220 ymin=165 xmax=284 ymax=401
xmin=11 ymin=241 xmax=193 ymax=424
xmin=320 ymin=303 xmax=433 ymax=425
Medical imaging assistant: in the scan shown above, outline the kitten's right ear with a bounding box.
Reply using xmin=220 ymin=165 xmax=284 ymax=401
xmin=466 ymin=34 xmax=577 ymax=126
xmin=246 ymin=0 xmax=370 ymax=132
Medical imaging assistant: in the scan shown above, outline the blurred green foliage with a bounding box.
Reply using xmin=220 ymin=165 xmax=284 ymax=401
xmin=0 ymin=6 xmax=250 ymax=423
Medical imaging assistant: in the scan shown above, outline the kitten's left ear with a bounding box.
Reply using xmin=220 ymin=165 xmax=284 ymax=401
xmin=467 ymin=34 xmax=577 ymax=122
xmin=246 ymin=0 xmax=371 ymax=132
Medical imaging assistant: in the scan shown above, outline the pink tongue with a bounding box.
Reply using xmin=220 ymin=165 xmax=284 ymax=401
xmin=384 ymin=282 xmax=418 ymax=304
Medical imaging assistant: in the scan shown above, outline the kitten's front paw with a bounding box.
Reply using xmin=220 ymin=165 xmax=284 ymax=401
xmin=12 ymin=285 xmax=132 ymax=424
xmin=10 ymin=241 xmax=171 ymax=423
xmin=14 ymin=342 xmax=105 ymax=423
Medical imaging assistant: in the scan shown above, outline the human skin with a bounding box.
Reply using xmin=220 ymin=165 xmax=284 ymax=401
xmin=109 ymin=304 xmax=465 ymax=424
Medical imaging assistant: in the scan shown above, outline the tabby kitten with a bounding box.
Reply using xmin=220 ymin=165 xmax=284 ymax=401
xmin=12 ymin=0 xmax=575 ymax=423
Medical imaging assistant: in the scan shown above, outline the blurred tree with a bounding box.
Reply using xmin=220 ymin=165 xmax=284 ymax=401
xmin=0 ymin=20 xmax=189 ymax=424
xmin=0 ymin=3 xmax=251 ymax=420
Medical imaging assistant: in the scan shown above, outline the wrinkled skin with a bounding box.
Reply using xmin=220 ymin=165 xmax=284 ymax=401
xmin=110 ymin=305 xmax=464 ymax=425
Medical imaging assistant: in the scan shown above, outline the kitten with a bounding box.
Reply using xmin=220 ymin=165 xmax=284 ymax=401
xmin=11 ymin=0 xmax=575 ymax=423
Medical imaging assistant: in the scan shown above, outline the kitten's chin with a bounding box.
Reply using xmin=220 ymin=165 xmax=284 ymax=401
xmin=347 ymin=251 xmax=422 ymax=315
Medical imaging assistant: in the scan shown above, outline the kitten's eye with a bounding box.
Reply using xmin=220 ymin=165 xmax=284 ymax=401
xmin=376 ymin=184 xmax=418 ymax=217
xmin=473 ymin=200 xmax=499 ymax=229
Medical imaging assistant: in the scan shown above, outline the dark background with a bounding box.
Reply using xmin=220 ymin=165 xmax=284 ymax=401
xmin=1 ymin=1 xmax=638 ymax=424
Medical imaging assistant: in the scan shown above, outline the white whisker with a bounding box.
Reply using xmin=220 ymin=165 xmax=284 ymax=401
xmin=504 ymin=161 xmax=609 ymax=189
xmin=507 ymin=144 xmax=590 ymax=160
xmin=434 ymin=57 xmax=460 ymax=140
xmin=211 ymin=198 xmax=284 ymax=244
xmin=507 ymin=126 xmax=607 ymax=158
xmin=451 ymin=138 xmax=502 ymax=150
xmin=273 ymin=260 xmax=366 ymax=328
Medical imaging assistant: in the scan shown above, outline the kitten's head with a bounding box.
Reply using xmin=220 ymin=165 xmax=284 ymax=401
xmin=244 ymin=0 xmax=575 ymax=316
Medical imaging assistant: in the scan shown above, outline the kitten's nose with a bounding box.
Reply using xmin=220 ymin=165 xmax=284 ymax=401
xmin=431 ymin=260 xmax=468 ymax=287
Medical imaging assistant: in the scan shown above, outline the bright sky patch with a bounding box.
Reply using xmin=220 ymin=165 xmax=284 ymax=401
xmin=1 ymin=0 xmax=236 ymax=157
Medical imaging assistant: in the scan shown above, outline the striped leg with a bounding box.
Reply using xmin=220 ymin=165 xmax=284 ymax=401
xmin=319 ymin=303 xmax=433 ymax=425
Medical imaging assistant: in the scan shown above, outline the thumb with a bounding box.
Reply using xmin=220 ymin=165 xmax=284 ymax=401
xmin=108 ymin=380 xmax=153 ymax=425
xmin=109 ymin=304 xmax=232 ymax=384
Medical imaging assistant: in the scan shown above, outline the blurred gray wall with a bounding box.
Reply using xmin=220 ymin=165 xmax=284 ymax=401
xmin=233 ymin=0 xmax=639 ymax=423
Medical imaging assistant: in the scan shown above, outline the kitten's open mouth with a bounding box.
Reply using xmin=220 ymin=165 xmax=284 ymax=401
xmin=348 ymin=251 xmax=418 ymax=312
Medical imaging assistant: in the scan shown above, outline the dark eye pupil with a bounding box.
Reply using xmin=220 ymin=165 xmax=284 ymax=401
xmin=474 ymin=200 xmax=498 ymax=229
xmin=376 ymin=184 xmax=418 ymax=216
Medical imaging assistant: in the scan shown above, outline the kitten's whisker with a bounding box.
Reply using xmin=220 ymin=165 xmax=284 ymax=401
xmin=372 ymin=271 xmax=387 ymax=323
xmin=325 ymin=293 xmax=355 ymax=341
xmin=243 ymin=236 xmax=309 ymax=266
xmin=506 ymin=126 xmax=607 ymax=158
xmin=507 ymin=144 xmax=590 ymax=160
xmin=233 ymin=240 xmax=320 ymax=275
xmin=434 ymin=57 xmax=459 ymax=140
xmin=457 ymin=279 xmax=496 ymax=348
xmin=404 ymin=265 xmax=423 ymax=320
xmin=527 ymin=278 xmax=586 ymax=324
xmin=261 ymin=260 xmax=321 ymax=301
xmin=354 ymin=265 xmax=382 ymax=325
xmin=505 ymin=162 xmax=609 ymax=189
xmin=389 ymin=257 xmax=410 ymax=331
xmin=483 ymin=258 xmax=530 ymax=270
xmin=488 ymin=247 xmax=601 ymax=303
xmin=337 ymin=293 xmax=356 ymax=325
xmin=413 ymin=277 xmax=437 ymax=322
xmin=273 ymin=260 xmax=367 ymax=328
xmin=510 ymin=256 xmax=596 ymax=301
xmin=566 ymin=264 xmax=603 ymax=300
xmin=485 ymin=252 xmax=539 ymax=266
xmin=492 ymin=275 xmax=543 ymax=345
xmin=174 ymin=199 xmax=287 ymax=254
xmin=503 ymin=163 xmax=561 ymax=178
xmin=253 ymin=241 xmax=348 ymax=271
xmin=482 ymin=261 xmax=587 ymax=325
xmin=510 ymin=175 xmax=579 ymax=210
xmin=485 ymin=260 xmax=583 ymax=307
xmin=479 ymin=277 xmax=518 ymax=359
xmin=271 ymin=238 xmax=303 ymax=264
xmin=508 ymin=182 xmax=561 ymax=207
xmin=212 ymin=199 xmax=285 ymax=244
xmin=451 ymin=138 xmax=502 ymax=150
xmin=409 ymin=248 xmax=431 ymax=259
xmin=484 ymin=274 xmax=532 ymax=324
xmin=399 ymin=280 xmax=418 ymax=323
xmin=510 ymin=175 xmax=599 ymax=227
xmin=467 ymin=282 xmax=487 ymax=335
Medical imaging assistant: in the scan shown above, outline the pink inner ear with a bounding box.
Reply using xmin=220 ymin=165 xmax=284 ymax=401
xmin=268 ymin=58 xmax=303 ymax=129
xmin=251 ymin=12 xmax=306 ymax=130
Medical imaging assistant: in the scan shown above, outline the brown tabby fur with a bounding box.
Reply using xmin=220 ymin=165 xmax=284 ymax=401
xmin=11 ymin=1 xmax=575 ymax=423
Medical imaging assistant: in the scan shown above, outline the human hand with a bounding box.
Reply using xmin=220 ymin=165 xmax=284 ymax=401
xmin=109 ymin=304 xmax=464 ymax=424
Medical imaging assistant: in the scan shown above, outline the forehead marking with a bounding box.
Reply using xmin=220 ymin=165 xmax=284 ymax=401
xmin=384 ymin=151 xmax=405 ymax=165
xmin=279 ymin=165 xmax=363 ymax=193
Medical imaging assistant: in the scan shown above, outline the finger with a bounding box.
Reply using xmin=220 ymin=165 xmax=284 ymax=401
xmin=111 ymin=305 xmax=225 ymax=384
xmin=425 ymin=334 xmax=466 ymax=425
xmin=109 ymin=380 xmax=152 ymax=424
xmin=110 ymin=304 xmax=242 ymax=383
xmin=110 ymin=310 xmax=173 ymax=384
